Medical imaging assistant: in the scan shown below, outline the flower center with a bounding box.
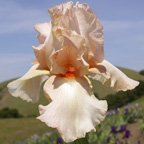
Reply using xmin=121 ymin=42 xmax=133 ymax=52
xmin=67 ymin=66 xmax=76 ymax=73
xmin=64 ymin=72 xmax=75 ymax=79
xmin=64 ymin=65 xmax=77 ymax=79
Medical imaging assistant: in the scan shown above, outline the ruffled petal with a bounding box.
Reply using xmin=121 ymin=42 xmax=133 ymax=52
xmin=38 ymin=75 xmax=107 ymax=142
xmin=87 ymin=22 xmax=104 ymax=64
xmin=74 ymin=2 xmax=104 ymax=64
xmin=50 ymin=30 xmax=89 ymax=76
xmin=89 ymin=60 xmax=139 ymax=91
xmin=7 ymin=64 xmax=49 ymax=103
xmin=34 ymin=22 xmax=52 ymax=43
xmin=50 ymin=46 xmax=89 ymax=76
xmin=49 ymin=2 xmax=104 ymax=65
xmin=33 ymin=22 xmax=54 ymax=70
xmin=49 ymin=1 xmax=73 ymax=21
xmin=32 ymin=45 xmax=49 ymax=70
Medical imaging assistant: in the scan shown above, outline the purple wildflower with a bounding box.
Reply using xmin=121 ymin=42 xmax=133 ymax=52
xmin=107 ymin=111 xmax=115 ymax=116
xmin=111 ymin=125 xmax=117 ymax=134
xmin=119 ymin=125 xmax=127 ymax=132
xmin=114 ymin=107 xmax=119 ymax=113
xmin=123 ymin=129 xmax=131 ymax=139
xmin=124 ymin=106 xmax=129 ymax=115
xmin=57 ymin=137 xmax=63 ymax=144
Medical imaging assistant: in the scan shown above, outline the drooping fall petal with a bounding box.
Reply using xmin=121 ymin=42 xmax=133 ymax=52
xmin=7 ymin=64 xmax=49 ymax=102
xmin=88 ymin=60 xmax=139 ymax=91
xmin=38 ymin=75 xmax=107 ymax=142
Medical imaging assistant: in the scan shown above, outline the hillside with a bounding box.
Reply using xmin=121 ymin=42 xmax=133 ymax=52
xmin=0 ymin=67 xmax=144 ymax=144
xmin=0 ymin=67 xmax=144 ymax=117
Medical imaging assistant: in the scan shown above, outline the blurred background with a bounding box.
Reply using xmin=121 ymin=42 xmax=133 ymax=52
xmin=0 ymin=0 xmax=144 ymax=144
xmin=0 ymin=0 xmax=144 ymax=82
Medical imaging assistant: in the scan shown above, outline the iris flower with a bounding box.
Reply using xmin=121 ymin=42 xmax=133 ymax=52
xmin=7 ymin=2 xmax=139 ymax=143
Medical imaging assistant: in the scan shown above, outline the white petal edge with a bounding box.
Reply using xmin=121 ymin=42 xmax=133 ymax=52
xmin=89 ymin=60 xmax=139 ymax=91
xmin=7 ymin=64 xmax=49 ymax=103
xmin=38 ymin=75 xmax=107 ymax=142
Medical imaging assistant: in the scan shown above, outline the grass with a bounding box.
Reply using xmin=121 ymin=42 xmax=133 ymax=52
xmin=0 ymin=93 xmax=48 ymax=117
xmin=0 ymin=82 xmax=48 ymax=117
xmin=131 ymin=95 xmax=144 ymax=108
xmin=0 ymin=118 xmax=52 ymax=144
xmin=119 ymin=67 xmax=144 ymax=81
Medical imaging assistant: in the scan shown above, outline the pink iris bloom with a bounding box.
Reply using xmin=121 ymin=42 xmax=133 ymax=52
xmin=7 ymin=2 xmax=139 ymax=142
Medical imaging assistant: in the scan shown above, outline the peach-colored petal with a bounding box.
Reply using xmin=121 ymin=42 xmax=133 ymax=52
xmin=73 ymin=2 xmax=104 ymax=64
xmin=51 ymin=47 xmax=89 ymax=76
xmin=87 ymin=22 xmax=104 ymax=65
xmin=90 ymin=60 xmax=139 ymax=91
xmin=50 ymin=49 xmax=67 ymax=75
xmin=33 ymin=22 xmax=54 ymax=70
xmin=32 ymin=45 xmax=49 ymax=70
xmin=38 ymin=75 xmax=107 ymax=142
xmin=50 ymin=47 xmax=88 ymax=76
xmin=50 ymin=32 xmax=89 ymax=76
xmin=7 ymin=64 xmax=49 ymax=103
xmin=49 ymin=1 xmax=73 ymax=20
xmin=49 ymin=2 xmax=104 ymax=65
xmin=56 ymin=28 xmax=86 ymax=54
xmin=34 ymin=22 xmax=51 ymax=44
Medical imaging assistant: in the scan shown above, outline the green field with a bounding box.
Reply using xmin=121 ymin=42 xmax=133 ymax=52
xmin=0 ymin=67 xmax=144 ymax=144
xmin=0 ymin=118 xmax=52 ymax=144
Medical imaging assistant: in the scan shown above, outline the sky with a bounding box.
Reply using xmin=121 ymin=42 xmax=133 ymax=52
xmin=0 ymin=0 xmax=144 ymax=82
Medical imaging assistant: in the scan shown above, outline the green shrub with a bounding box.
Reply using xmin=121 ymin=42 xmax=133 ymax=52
xmin=139 ymin=70 xmax=144 ymax=75
xmin=104 ymin=81 xmax=144 ymax=109
xmin=123 ymin=106 xmax=144 ymax=123
xmin=0 ymin=107 xmax=23 ymax=118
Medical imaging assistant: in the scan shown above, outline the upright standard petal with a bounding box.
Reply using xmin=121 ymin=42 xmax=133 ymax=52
xmin=38 ymin=75 xmax=107 ymax=142
xmin=7 ymin=64 xmax=49 ymax=103
xmin=74 ymin=2 xmax=104 ymax=64
xmin=32 ymin=45 xmax=49 ymax=70
xmin=49 ymin=2 xmax=104 ymax=65
xmin=88 ymin=60 xmax=139 ymax=91
xmin=34 ymin=21 xmax=54 ymax=70
xmin=50 ymin=31 xmax=89 ymax=76
xmin=34 ymin=22 xmax=52 ymax=44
